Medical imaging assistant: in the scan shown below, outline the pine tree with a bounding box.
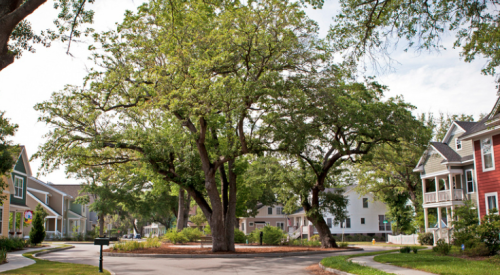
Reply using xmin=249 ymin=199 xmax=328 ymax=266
xmin=29 ymin=204 xmax=47 ymax=245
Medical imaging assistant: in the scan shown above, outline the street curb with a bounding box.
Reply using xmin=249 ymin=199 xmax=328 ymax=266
xmin=33 ymin=246 xmax=116 ymax=275
xmin=319 ymin=263 xmax=355 ymax=275
xmin=103 ymin=248 xmax=363 ymax=258
xmin=32 ymin=245 xmax=75 ymax=257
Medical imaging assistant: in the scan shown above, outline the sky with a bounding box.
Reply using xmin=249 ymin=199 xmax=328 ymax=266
xmin=0 ymin=0 xmax=498 ymax=184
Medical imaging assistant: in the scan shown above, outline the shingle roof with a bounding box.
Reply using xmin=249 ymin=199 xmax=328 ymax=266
xmin=454 ymin=121 xmax=477 ymax=133
xmin=458 ymin=116 xmax=490 ymax=139
xmin=430 ymin=142 xmax=462 ymax=162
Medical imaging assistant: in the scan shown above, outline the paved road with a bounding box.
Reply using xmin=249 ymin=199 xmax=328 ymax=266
xmin=39 ymin=245 xmax=392 ymax=275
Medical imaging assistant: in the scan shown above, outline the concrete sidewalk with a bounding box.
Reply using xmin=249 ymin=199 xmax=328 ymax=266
xmin=0 ymin=245 xmax=57 ymax=273
xmin=350 ymin=254 xmax=436 ymax=275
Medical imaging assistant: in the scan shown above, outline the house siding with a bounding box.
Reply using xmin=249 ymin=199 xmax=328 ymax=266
xmin=446 ymin=129 xmax=473 ymax=158
xmin=1 ymin=189 xmax=10 ymax=237
xmin=27 ymin=179 xmax=63 ymax=215
xmin=474 ymin=134 xmax=500 ymax=218
xmin=423 ymin=153 xmax=447 ymax=174
xmin=10 ymin=172 xmax=26 ymax=206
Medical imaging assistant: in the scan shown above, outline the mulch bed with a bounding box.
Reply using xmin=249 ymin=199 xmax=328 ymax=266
xmin=104 ymin=243 xmax=352 ymax=255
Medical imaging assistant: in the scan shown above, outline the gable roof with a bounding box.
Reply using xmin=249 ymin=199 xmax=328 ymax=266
xmin=28 ymin=177 xmax=73 ymax=199
xmin=430 ymin=142 xmax=462 ymax=162
xmin=48 ymin=184 xmax=82 ymax=199
xmin=27 ymin=191 xmax=61 ymax=216
xmin=12 ymin=146 xmax=32 ymax=176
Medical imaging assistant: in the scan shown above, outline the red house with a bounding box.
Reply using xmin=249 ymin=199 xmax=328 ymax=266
xmin=460 ymin=97 xmax=500 ymax=218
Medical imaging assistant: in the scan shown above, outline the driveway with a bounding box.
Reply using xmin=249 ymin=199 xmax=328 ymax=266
xmin=39 ymin=245 xmax=392 ymax=275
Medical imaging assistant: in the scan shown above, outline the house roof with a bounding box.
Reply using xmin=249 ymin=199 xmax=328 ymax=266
xmin=28 ymin=177 xmax=73 ymax=199
xmin=27 ymin=191 xmax=61 ymax=216
xmin=454 ymin=121 xmax=477 ymax=133
xmin=48 ymin=184 xmax=83 ymax=200
xmin=430 ymin=142 xmax=462 ymax=162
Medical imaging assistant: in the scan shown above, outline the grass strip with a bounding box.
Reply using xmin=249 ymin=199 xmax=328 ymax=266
xmin=320 ymin=249 xmax=400 ymax=275
xmin=1 ymin=245 xmax=111 ymax=275
xmin=347 ymin=242 xmax=427 ymax=248
xmin=374 ymin=249 xmax=500 ymax=275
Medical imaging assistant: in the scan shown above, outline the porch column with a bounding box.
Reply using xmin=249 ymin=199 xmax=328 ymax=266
xmin=434 ymin=177 xmax=439 ymax=202
xmin=20 ymin=213 xmax=23 ymax=238
xmin=422 ymin=179 xmax=427 ymax=203
xmin=55 ymin=218 xmax=58 ymax=235
xmin=424 ymin=208 xmax=429 ymax=232
xmin=451 ymin=206 xmax=455 ymax=225
xmin=448 ymin=174 xmax=454 ymax=201
xmin=437 ymin=207 xmax=442 ymax=229
xmin=446 ymin=208 xmax=451 ymax=228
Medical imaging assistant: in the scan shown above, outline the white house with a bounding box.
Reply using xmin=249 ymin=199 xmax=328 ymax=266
xmin=239 ymin=185 xmax=392 ymax=239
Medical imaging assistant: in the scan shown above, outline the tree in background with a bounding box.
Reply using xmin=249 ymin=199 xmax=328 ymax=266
xmin=29 ymin=204 xmax=48 ymax=245
xmin=0 ymin=111 xmax=18 ymax=202
xmin=265 ymin=67 xmax=422 ymax=248
xmin=329 ymin=0 xmax=500 ymax=90
xmin=0 ymin=0 xmax=97 ymax=71
xmin=433 ymin=113 xmax=475 ymax=141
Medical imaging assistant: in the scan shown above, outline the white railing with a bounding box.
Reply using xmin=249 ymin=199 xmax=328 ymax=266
xmin=438 ymin=190 xmax=450 ymax=201
xmin=425 ymin=189 xmax=464 ymax=203
xmin=424 ymin=192 xmax=436 ymax=203
xmin=387 ymin=234 xmax=420 ymax=245
xmin=288 ymin=228 xmax=301 ymax=239
xmin=45 ymin=230 xmax=62 ymax=239
xmin=453 ymin=189 xmax=464 ymax=200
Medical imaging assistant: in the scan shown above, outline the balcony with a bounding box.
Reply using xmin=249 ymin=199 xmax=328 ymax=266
xmin=424 ymin=189 xmax=464 ymax=203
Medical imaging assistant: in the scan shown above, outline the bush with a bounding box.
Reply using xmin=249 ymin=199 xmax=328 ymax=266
xmin=400 ymin=246 xmax=411 ymax=253
xmin=144 ymin=237 xmax=162 ymax=248
xmin=181 ymin=227 xmax=202 ymax=242
xmin=290 ymin=239 xmax=321 ymax=247
xmin=433 ymin=239 xmax=451 ymax=255
xmin=476 ymin=211 xmax=500 ymax=255
xmin=234 ymin=228 xmax=246 ymax=243
xmin=30 ymin=206 xmax=46 ymax=245
xmin=412 ymin=246 xmax=418 ymax=254
xmin=203 ymin=225 xmax=211 ymax=236
xmin=163 ymin=229 xmax=188 ymax=244
xmin=338 ymin=242 xmax=348 ymax=248
xmin=111 ymin=241 xmax=144 ymax=251
xmin=249 ymin=225 xmax=285 ymax=245
xmin=0 ymin=248 xmax=6 ymax=264
xmin=418 ymin=232 xmax=433 ymax=245
xmin=465 ymin=242 xmax=490 ymax=257
xmin=310 ymin=235 xmax=320 ymax=241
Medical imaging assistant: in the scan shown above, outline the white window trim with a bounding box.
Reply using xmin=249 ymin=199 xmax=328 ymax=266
xmin=13 ymin=176 xmax=23 ymax=199
xmin=481 ymin=136 xmax=495 ymax=172
xmin=456 ymin=138 xmax=462 ymax=151
xmin=485 ymin=192 xmax=499 ymax=215
xmin=276 ymin=222 xmax=285 ymax=229
xmin=249 ymin=222 xmax=254 ymax=227
xmin=465 ymin=169 xmax=475 ymax=194
xmin=361 ymin=218 xmax=365 ymax=225
xmin=362 ymin=198 xmax=368 ymax=208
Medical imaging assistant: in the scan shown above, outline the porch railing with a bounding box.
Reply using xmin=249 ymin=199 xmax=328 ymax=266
xmin=424 ymin=189 xmax=464 ymax=203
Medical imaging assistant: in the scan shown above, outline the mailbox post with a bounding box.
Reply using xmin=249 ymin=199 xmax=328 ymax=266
xmin=94 ymin=238 xmax=110 ymax=273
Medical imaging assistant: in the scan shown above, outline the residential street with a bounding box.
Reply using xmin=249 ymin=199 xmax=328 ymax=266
xmin=39 ymin=245 xmax=390 ymax=275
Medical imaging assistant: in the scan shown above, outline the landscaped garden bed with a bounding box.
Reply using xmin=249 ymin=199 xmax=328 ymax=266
xmin=105 ymin=242 xmax=356 ymax=254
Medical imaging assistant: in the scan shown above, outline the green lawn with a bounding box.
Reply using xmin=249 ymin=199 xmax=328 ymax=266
xmin=374 ymin=249 xmax=500 ymax=275
xmin=347 ymin=242 xmax=427 ymax=248
xmin=320 ymin=250 xmax=401 ymax=275
xmin=1 ymin=246 xmax=111 ymax=275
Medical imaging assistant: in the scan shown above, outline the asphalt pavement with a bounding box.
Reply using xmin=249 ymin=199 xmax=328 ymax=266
xmin=38 ymin=244 xmax=392 ymax=275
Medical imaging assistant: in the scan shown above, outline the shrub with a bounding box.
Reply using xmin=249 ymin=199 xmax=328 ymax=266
xmin=261 ymin=225 xmax=285 ymax=245
xmin=30 ymin=205 xmax=46 ymax=245
xmin=144 ymin=237 xmax=162 ymax=248
xmin=234 ymin=228 xmax=246 ymax=243
xmin=111 ymin=241 xmax=144 ymax=251
xmin=418 ymin=232 xmax=433 ymax=245
xmin=465 ymin=242 xmax=490 ymax=257
xmin=476 ymin=211 xmax=500 ymax=255
xmin=433 ymin=239 xmax=451 ymax=255
xmin=400 ymin=246 xmax=411 ymax=253
xmin=338 ymin=242 xmax=348 ymax=248
xmin=203 ymin=225 xmax=211 ymax=236
xmin=181 ymin=227 xmax=202 ymax=242
xmin=412 ymin=246 xmax=418 ymax=254
xmin=164 ymin=229 xmax=188 ymax=244
xmin=0 ymin=248 xmax=6 ymax=263
xmin=310 ymin=235 xmax=320 ymax=241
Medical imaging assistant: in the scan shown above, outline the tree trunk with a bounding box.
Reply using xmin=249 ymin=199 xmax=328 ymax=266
xmin=309 ymin=213 xmax=337 ymax=248
xmin=99 ymin=214 xmax=104 ymax=237
xmin=183 ymin=193 xmax=191 ymax=228
xmin=176 ymin=188 xmax=186 ymax=231
xmin=303 ymin=184 xmax=338 ymax=248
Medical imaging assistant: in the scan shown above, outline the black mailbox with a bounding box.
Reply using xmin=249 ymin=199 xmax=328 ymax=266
xmin=94 ymin=238 xmax=110 ymax=246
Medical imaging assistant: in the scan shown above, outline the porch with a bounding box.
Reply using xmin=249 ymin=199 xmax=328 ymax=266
xmin=8 ymin=204 xmax=31 ymax=239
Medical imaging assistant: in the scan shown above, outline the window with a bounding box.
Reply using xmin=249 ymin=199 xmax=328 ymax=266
xmin=276 ymin=222 xmax=285 ymax=230
xmin=327 ymin=218 xmax=332 ymax=228
xmin=485 ymin=192 xmax=498 ymax=215
xmin=456 ymin=138 xmax=462 ymax=150
xmin=268 ymin=207 xmax=272 ymax=215
xmin=481 ymin=137 xmax=495 ymax=171
xmin=14 ymin=176 xmax=23 ymax=198
xmin=0 ymin=208 xmax=2 ymax=234
xmin=241 ymin=222 xmax=245 ymax=231
xmin=361 ymin=218 xmax=365 ymax=224
xmin=363 ymin=198 xmax=368 ymax=208
xmin=249 ymin=222 xmax=254 ymax=227
xmin=379 ymin=215 xmax=391 ymax=231
xmin=46 ymin=195 xmax=50 ymax=205
xmin=276 ymin=207 xmax=284 ymax=215
xmin=340 ymin=218 xmax=351 ymax=228
xmin=466 ymin=170 xmax=474 ymax=193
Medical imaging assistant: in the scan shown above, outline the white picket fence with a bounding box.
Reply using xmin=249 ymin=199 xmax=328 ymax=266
xmin=387 ymin=234 xmax=420 ymax=245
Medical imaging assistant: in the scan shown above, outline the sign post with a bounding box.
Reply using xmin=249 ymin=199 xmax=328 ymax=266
xmin=94 ymin=238 xmax=110 ymax=273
